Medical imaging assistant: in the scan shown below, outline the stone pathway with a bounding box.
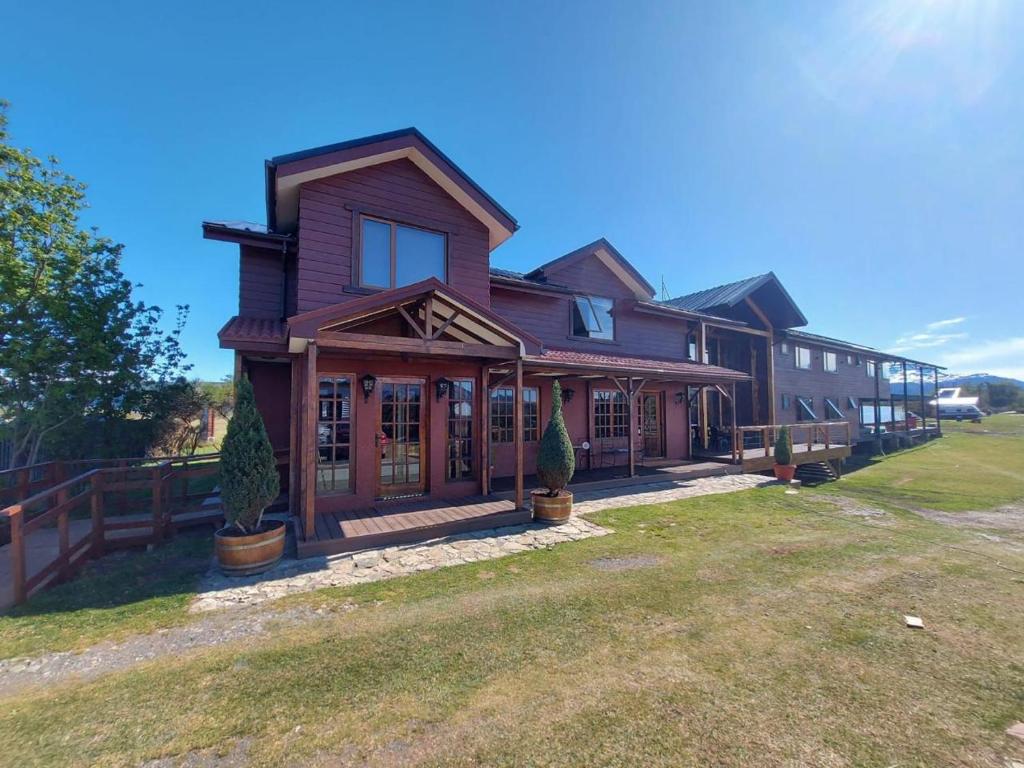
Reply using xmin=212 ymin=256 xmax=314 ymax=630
xmin=191 ymin=474 xmax=771 ymax=612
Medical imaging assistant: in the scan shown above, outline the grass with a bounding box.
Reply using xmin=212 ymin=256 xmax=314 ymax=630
xmin=1 ymin=431 xmax=1023 ymax=767
xmin=0 ymin=532 xmax=212 ymax=659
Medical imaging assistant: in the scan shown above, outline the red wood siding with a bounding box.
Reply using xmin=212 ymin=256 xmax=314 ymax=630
xmin=239 ymin=246 xmax=284 ymax=319
xmin=773 ymin=341 xmax=892 ymax=429
xmin=295 ymin=158 xmax=492 ymax=313
xmin=540 ymin=254 xmax=638 ymax=299
xmin=490 ymin=286 xmax=689 ymax=360
xmin=248 ymin=360 xmax=292 ymax=450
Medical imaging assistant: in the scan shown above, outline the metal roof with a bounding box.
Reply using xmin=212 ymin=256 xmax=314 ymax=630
xmin=663 ymin=273 xmax=774 ymax=312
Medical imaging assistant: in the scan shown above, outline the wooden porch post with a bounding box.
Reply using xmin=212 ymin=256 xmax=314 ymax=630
xmin=481 ymin=365 xmax=490 ymax=496
xmin=302 ymin=342 xmax=317 ymax=540
xmin=730 ymin=381 xmax=738 ymax=464
xmin=934 ymin=367 xmax=942 ymax=435
xmin=514 ymin=359 xmax=524 ymax=510
xmin=698 ymin=321 xmax=709 ymax=450
xmin=919 ymin=365 xmax=927 ymax=433
xmin=903 ymin=361 xmax=910 ymax=433
xmin=766 ymin=331 xmax=776 ymax=426
xmin=873 ymin=360 xmax=882 ymax=453
xmin=288 ymin=357 xmax=301 ymax=515
xmin=627 ymin=378 xmax=637 ymax=477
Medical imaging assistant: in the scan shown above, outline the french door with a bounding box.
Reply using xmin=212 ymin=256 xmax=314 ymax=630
xmin=377 ymin=379 xmax=425 ymax=497
xmin=639 ymin=392 xmax=665 ymax=459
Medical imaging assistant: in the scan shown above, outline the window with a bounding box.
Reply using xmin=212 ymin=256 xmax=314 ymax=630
xmin=847 ymin=396 xmax=858 ymax=410
xmin=796 ymin=396 xmax=817 ymax=421
xmin=780 ymin=342 xmax=790 ymax=354
xmin=594 ymin=390 xmax=629 ymax=438
xmin=447 ymin=379 xmax=474 ymax=481
xmin=523 ymin=387 xmax=539 ymax=442
xmin=866 ymin=360 xmax=876 ymax=378
xmin=824 ymin=351 xmax=838 ymax=373
xmin=795 ymin=346 xmax=812 ymax=370
xmin=687 ymin=333 xmax=698 ymax=361
xmin=359 ymin=216 xmax=446 ymax=289
xmin=317 ymin=376 xmax=353 ymax=493
xmin=846 ymin=354 xmax=854 ymax=365
xmin=781 ymin=394 xmax=791 ymax=410
xmin=490 ymin=387 xmax=514 ymax=443
xmin=571 ymin=295 xmax=614 ymax=340
xmin=825 ymin=398 xmax=844 ymax=419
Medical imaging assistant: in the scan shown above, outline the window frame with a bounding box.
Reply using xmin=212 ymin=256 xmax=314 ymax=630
xmin=593 ymin=389 xmax=629 ymax=439
xmin=795 ymin=346 xmax=812 ymax=370
xmin=866 ymin=360 xmax=877 ymax=378
xmin=570 ymin=294 xmax=616 ymax=342
xmin=356 ymin=214 xmax=448 ymax=290
xmin=316 ymin=374 xmax=355 ymax=496
xmin=523 ymin=387 xmax=540 ymax=443
xmin=780 ymin=342 xmax=790 ymax=355
xmin=823 ymin=351 xmax=838 ymax=374
xmin=446 ymin=378 xmax=475 ymax=482
xmin=489 ymin=386 xmax=515 ymax=444
xmin=796 ymin=396 xmax=817 ymax=421
xmin=825 ymin=398 xmax=844 ymax=420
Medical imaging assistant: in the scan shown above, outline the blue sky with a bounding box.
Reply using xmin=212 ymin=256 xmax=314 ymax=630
xmin=3 ymin=0 xmax=1022 ymax=379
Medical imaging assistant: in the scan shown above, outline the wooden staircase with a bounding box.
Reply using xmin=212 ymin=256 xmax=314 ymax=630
xmin=795 ymin=461 xmax=839 ymax=485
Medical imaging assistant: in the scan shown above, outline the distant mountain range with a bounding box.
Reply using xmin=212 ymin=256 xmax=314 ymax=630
xmin=889 ymin=373 xmax=1024 ymax=397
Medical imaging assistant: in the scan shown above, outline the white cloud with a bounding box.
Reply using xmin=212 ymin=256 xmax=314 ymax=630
xmin=933 ymin=337 xmax=1024 ymax=380
xmin=925 ymin=316 xmax=967 ymax=330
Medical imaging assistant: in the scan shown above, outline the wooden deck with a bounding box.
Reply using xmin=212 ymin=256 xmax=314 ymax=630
xmin=706 ymin=442 xmax=852 ymax=473
xmin=491 ymin=459 xmax=741 ymax=497
xmin=295 ymin=495 xmax=531 ymax=558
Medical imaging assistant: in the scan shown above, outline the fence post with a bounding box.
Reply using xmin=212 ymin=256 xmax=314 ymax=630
xmin=10 ymin=508 xmax=26 ymax=605
xmin=91 ymin=472 xmax=105 ymax=558
xmin=17 ymin=468 xmax=29 ymax=504
xmin=762 ymin=426 xmax=769 ymax=458
xmin=57 ymin=485 xmax=70 ymax=581
xmin=151 ymin=466 xmax=164 ymax=545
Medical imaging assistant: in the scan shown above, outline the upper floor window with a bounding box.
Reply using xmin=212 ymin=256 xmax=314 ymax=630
xmin=866 ymin=360 xmax=876 ymax=378
xmin=571 ymin=295 xmax=614 ymax=340
xmin=823 ymin=351 xmax=838 ymax=373
xmin=795 ymin=346 xmax=812 ymax=370
xmin=780 ymin=342 xmax=790 ymax=355
xmin=359 ymin=217 xmax=446 ymax=289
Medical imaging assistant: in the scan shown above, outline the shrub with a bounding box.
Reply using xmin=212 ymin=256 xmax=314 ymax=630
xmin=536 ymin=380 xmax=576 ymax=496
xmin=774 ymin=426 xmax=793 ymax=466
xmin=219 ymin=377 xmax=279 ymax=533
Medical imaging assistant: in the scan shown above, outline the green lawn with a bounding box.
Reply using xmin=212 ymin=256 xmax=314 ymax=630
xmin=0 ymin=532 xmax=212 ymax=659
xmin=1 ymin=431 xmax=1022 ymax=767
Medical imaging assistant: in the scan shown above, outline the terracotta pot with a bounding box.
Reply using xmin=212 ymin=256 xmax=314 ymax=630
xmin=532 ymin=489 xmax=573 ymax=525
xmin=773 ymin=464 xmax=797 ymax=482
xmin=215 ymin=519 xmax=286 ymax=576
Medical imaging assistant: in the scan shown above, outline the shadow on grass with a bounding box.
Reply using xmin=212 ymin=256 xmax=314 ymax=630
xmin=3 ymin=529 xmax=213 ymax=620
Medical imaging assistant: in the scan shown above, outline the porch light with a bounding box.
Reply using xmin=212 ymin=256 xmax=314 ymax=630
xmin=435 ymin=377 xmax=451 ymax=401
xmin=360 ymin=374 xmax=377 ymax=402
xmin=561 ymin=387 xmax=574 ymax=403
xmin=674 ymin=391 xmax=686 ymax=404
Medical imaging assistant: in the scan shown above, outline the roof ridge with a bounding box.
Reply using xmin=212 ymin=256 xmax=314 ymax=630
xmin=663 ymin=272 xmax=772 ymax=305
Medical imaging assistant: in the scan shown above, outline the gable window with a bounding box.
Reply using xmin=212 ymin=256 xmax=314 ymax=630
xmin=866 ymin=360 xmax=876 ymax=378
xmin=824 ymin=351 xmax=838 ymax=373
xmin=825 ymin=398 xmax=844 ymax=419
xmin=796 ymin=396 xmax=817 ymax=421
xmin=593 ymin=390 xmax=628 ymax=438
xmin=571 ymin=295 xmax=615 ymax=340
xmin=359 ymin=216 xmax=446 ymax=289
xmin=795 ymin=346 xmax=812 ymax=370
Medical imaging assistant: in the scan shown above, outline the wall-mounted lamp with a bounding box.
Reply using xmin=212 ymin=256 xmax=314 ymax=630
xmin=561 ymin=387 xmax=575 ymax=403
xmin=435 ymin=377 xmax=451 ymax=401
xmin=360 ymin=374 xmax=377 ymax=402
xmin=674 ymin=391 xmax=686 ymax=404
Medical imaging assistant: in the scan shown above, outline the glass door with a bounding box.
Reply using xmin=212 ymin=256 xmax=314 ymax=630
xmin=377 ymin=380 xmax=424 ymax=497
xmin=640 ymin=392 xmax=665 ymax=459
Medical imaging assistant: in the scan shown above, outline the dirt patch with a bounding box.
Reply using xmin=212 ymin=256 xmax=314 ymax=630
xmin=140 ymin=738 xmax=252 ymax=767
xmin=821 ymin=495 xmax=894 ymax=523
xmin=588 ymin=555 xmax=662 ymax=572
xmin=0 ymin=603 xmax=355 ymax=697
xmin=911 ymin=503 xmax=1024 ymax=533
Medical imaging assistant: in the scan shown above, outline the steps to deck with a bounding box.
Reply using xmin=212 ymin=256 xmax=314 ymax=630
xmin=795 ymin=461 xmax=839 ymax=485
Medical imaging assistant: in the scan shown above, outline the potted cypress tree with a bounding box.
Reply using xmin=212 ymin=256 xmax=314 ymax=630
xmin=532 ymin=380 xmax=576 ymax=524
xmin=773 ymin=425 xmax=797 ymax=482
xmin=215 ymin=376 xmax=284 ymax=575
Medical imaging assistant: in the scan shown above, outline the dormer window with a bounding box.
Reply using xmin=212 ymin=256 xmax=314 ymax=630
xmin=359 ymin=216 xmax=446 ymax=289
xmin=571 ymin=295 xmax=615 ymax=340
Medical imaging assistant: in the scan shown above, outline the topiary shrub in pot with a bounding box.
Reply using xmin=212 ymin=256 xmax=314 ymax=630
xmin=773 ymin=425 xmax=797 ymax=482
xmin=532 ymin=380 xmax=576 ymax=524
xmin=215 ymin=376 xmax=284 ymax=575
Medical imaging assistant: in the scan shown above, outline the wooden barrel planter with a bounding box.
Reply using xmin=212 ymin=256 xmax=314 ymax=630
xmin=531 ymin=490 xmax=573 ymax=525
xmin=214 ymin=520 xmax=286 ymax=576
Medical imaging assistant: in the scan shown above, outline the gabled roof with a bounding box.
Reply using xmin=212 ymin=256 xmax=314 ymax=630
xmin=525 ymin=238 xmax=655 ymax=300
xmin=266 ymin=128 xmax=518 ymax=250
xmin=287 ymin=277 xmax=542 ymax=354
xmin=664 ymin=271 xmax=807 ymax=329
xmin=218 ymin=316 xmax=288 ymax=352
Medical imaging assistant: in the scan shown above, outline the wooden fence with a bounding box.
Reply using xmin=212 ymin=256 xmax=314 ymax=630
xmin=0 ymin=451 xmax=286 ymax=606
xmin=733 ymin=421 xmax=852 ymax=461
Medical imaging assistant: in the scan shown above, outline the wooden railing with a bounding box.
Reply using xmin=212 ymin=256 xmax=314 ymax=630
xmin=1 ymin=450 xmax=288 ymax=606
xmin=731 ymin=421 xmax=852 ymax=462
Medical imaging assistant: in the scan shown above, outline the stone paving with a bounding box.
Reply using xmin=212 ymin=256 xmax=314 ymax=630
xmin=190 ymin=473 xmax=772 ymax=612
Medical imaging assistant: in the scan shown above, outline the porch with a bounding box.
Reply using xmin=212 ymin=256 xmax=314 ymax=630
xmin=699 ymin=421 xmax=854 ymax=473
